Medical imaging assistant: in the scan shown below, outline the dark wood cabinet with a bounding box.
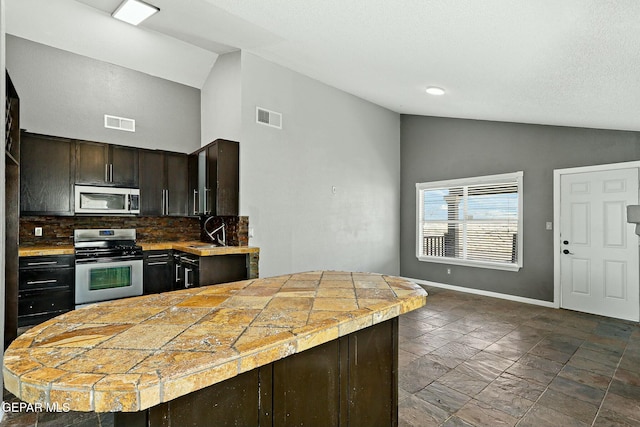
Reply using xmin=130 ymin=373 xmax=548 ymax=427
xmin=139 ymin=150 xmax=189 ymax=216
xmin=119 ymin=318 xmax=398 ymax=427
xmin=166 ymin=153 xmax=189 ymax=215
xmin=20 ymin=132 xmax=75 ymax=216
xmin=194 ymin=139 xmax=239 ymax=216
xmin=143 ymin=250 xmax=174 ymax=294
xmin=5 ymin=71 xmax=20 ymax=346
xmin=18 ymin=255 xmax=75 ymax=327
xmin=76 ymin=141 xmax=138 ymax=187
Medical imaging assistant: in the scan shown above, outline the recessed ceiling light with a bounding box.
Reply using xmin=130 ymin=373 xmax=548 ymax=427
xmin=112 ymin=0 xmax=159 ymax=26
xmin=426 ymin=86 xmax=446 ymax=96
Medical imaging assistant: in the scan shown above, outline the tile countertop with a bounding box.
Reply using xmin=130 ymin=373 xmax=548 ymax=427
xmin=18 ymin=242 xmax=259 ymax=257
xmin=3 ymin=271 xmax=427 ymax=412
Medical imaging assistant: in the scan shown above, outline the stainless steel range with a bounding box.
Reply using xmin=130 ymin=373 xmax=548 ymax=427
xmin=74 ymin=229 xmax=143 ymax=307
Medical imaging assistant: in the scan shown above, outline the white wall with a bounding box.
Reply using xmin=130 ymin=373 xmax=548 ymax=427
xmin=201 ymin=51 xmax=242 ymax=145
xmin=240 ymin=52 xmax=400 ymax=277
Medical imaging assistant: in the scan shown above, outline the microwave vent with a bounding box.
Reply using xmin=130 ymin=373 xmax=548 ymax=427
xmin=256 ymin=107 xmax=282 ymax=129
xmin=104 ymin=115 xmax=136 ymax=132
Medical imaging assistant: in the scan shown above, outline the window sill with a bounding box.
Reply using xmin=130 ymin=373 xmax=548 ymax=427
xmin=416 ymin=255 xmax=522 ymax=272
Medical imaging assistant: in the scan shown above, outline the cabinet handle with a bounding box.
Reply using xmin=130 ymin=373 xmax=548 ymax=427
xmin=204 ymin=188 xmax=211 ymax=215
xmin=26 ymin=261 xmax=57 ymax=266
xmin=184 ymin=268 xmax=193 ymax=287
xmin=110 ymin=163 xmax=114 ymax=182
xmin=161 ymin=189 xmax=165 ymax=215
xmin=147 ymin=254 xmax=167 ymax=259
xmin=165 ymin=189 xmax=170 ymax=215
xmin=193 ymin=190 xmax=199 ymax=215
xmin=105 ymin=163 xmax=109 ymax=182
xmin=26 ymin=279 xmax=57 ymax=285
xmin=147 ymin=262 xmax=168 ymax=266
xmin=175 ymin=264 xmax=180 ymax=282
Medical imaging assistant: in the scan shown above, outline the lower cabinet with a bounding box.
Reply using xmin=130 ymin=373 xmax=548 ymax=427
xmin=143 ymin=251 xmax=174 ymax=294
xmin=115 ymin=318 xmax=399 ymax=427
xmin=18 ymin=255 xmax=75 ymax=327
xmin=173 ymin=252 xmax=250 ymax=289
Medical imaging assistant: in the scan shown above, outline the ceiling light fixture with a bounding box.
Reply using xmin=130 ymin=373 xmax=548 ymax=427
xmin=426 ymin=86 xmax=446 ymax=96
xmin=112 ymin=0 xmax=159 ymax=26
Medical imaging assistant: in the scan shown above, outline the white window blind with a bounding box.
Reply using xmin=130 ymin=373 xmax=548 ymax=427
xmin=416 ymin=171 xmax=523 ymax=271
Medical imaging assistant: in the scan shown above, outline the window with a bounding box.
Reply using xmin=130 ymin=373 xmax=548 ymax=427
xmin=416 ymin=171 xmax=523 ymax=271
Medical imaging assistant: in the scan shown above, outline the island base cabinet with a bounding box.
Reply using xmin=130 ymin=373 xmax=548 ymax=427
xmin=114 ymin=318 xmax=398 ymax=427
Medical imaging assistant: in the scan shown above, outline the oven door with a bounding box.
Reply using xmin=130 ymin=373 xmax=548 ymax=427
xmin=75 ymin=259 xmax=143 ymax=305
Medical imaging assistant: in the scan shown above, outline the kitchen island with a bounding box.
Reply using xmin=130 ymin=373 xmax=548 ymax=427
xmin=3 ymin=271 xmax=427 ymax=426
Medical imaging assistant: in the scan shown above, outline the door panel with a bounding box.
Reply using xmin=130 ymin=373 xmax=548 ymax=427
xmin=560 ymin=167 xmax=639 ymax=321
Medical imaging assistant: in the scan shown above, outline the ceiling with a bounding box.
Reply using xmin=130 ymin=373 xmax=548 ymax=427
xmin=6 ymin=0 xmax=640 ymax=132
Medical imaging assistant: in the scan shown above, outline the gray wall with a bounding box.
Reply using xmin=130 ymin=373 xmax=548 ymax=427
xmin=401 ymin=115 xmax=640 ymax=301
xmin=201 ymin=51 xmax=241 ymax=145
xmin=240 ymin=52 xmax=401 ymax=278
xmin=6 ymin=35 xmax=201 ymax=153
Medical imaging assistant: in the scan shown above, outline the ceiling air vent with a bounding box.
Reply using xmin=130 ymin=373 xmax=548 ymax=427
xmin=256 ymin=107 xmax=282 ymax=129
xmin=104 ymin=114 xmax=136 ymax=132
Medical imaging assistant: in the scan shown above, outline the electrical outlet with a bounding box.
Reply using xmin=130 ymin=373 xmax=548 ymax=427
xmin=35 ymin=227 xmax=43 ymax=237
xmin=546 ymin=222 xmax=553 ymax=230
xmin=447 ymin=268 xmax=451 ymax=275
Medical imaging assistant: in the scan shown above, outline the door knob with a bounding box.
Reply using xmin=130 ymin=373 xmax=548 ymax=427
xmin=563 ymin=240 xmax=569 ymax=245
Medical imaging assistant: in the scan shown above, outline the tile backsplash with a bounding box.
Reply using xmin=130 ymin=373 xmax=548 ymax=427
xmin=19 ymin=216 xmax=249 ymax=247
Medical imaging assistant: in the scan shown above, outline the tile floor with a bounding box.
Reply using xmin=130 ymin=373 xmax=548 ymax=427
xmin=1 ymin=284 xmax=639 ymax=426
xmin=398 ymin=286 xmax=640 ymax=426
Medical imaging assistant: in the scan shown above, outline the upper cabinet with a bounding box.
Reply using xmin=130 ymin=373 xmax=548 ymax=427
xmin=20 ymin=132 xmax=74 ymax=216
xmin=194 ymin=139 xmax=239 ymax=217
xmin=19 ymin=132 xmax=239 ymax=218
xmin=139 ymin=150 xmax=189 ymax=216
xmin=76 ymin=141 xmax=138 ymax=187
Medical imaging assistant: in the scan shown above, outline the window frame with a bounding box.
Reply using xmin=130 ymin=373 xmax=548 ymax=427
xmin=415 ymin=171 xmax=524 ymax=272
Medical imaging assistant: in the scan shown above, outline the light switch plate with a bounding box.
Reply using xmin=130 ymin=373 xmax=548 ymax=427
xmin=546 ymin=222 xmax=553 ymax=230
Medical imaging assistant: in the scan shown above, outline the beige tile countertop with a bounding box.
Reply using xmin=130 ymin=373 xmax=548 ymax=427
xmin=19 ymin=242 xmax=259 ymax=257
xmin=3 ymin=271 xmax=426 ymax=412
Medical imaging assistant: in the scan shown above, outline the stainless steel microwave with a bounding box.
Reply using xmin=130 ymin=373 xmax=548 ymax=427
xmin=74 ymin=185 xmax=140 ymax=215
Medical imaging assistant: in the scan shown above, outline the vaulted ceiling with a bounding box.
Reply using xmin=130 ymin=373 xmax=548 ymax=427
xmin=7 ymin=0 xmax=640 ymax=132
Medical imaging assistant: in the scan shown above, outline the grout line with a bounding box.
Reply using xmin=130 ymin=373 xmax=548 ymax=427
xmin=590 ymin=338 xmax=627 ymax=427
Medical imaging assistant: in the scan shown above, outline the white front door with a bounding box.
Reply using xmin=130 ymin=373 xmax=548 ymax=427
xmin=560 ymin=168 xmax=639 ymax=321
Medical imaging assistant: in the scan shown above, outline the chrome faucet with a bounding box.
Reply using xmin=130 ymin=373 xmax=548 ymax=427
xmin=203 ymin=216 xmax=226 ymax=246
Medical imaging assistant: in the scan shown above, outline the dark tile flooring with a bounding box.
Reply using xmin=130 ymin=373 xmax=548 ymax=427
xmin=399 ymin=286 xmax=640 ymax=426
xmin=2 ymin=284 xmax=639 ymax=426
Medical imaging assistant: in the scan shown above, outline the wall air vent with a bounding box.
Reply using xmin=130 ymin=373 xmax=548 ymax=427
xmin=104 ymin=114 xmax=136 ymax=132
xmin=256 ymin=107 xmax=282 ymax=129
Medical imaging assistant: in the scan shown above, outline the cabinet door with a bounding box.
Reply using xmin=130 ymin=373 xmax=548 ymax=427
xmin=111 ymin=145 xmax=139 ymax=187
xmin=206 ymin=140 xmax=239 ymax=216
xmin=188 ymin=154 xmax=199 ymax=216
xmin=76 ymin=141 xmax=109 ymax=185
xmin=139 ymin=150 xmax=165 ymax=215
xmin=166 ymin=153 xmax=189 ymax=216
xmin=20 ymin=133 xmax=74 ymax=215
xmin=143 ymin=251 xmax=174 ymax=294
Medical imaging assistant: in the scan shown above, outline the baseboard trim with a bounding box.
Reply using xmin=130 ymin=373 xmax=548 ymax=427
xmin=404 ymin=277 xmax=557 ymax=309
